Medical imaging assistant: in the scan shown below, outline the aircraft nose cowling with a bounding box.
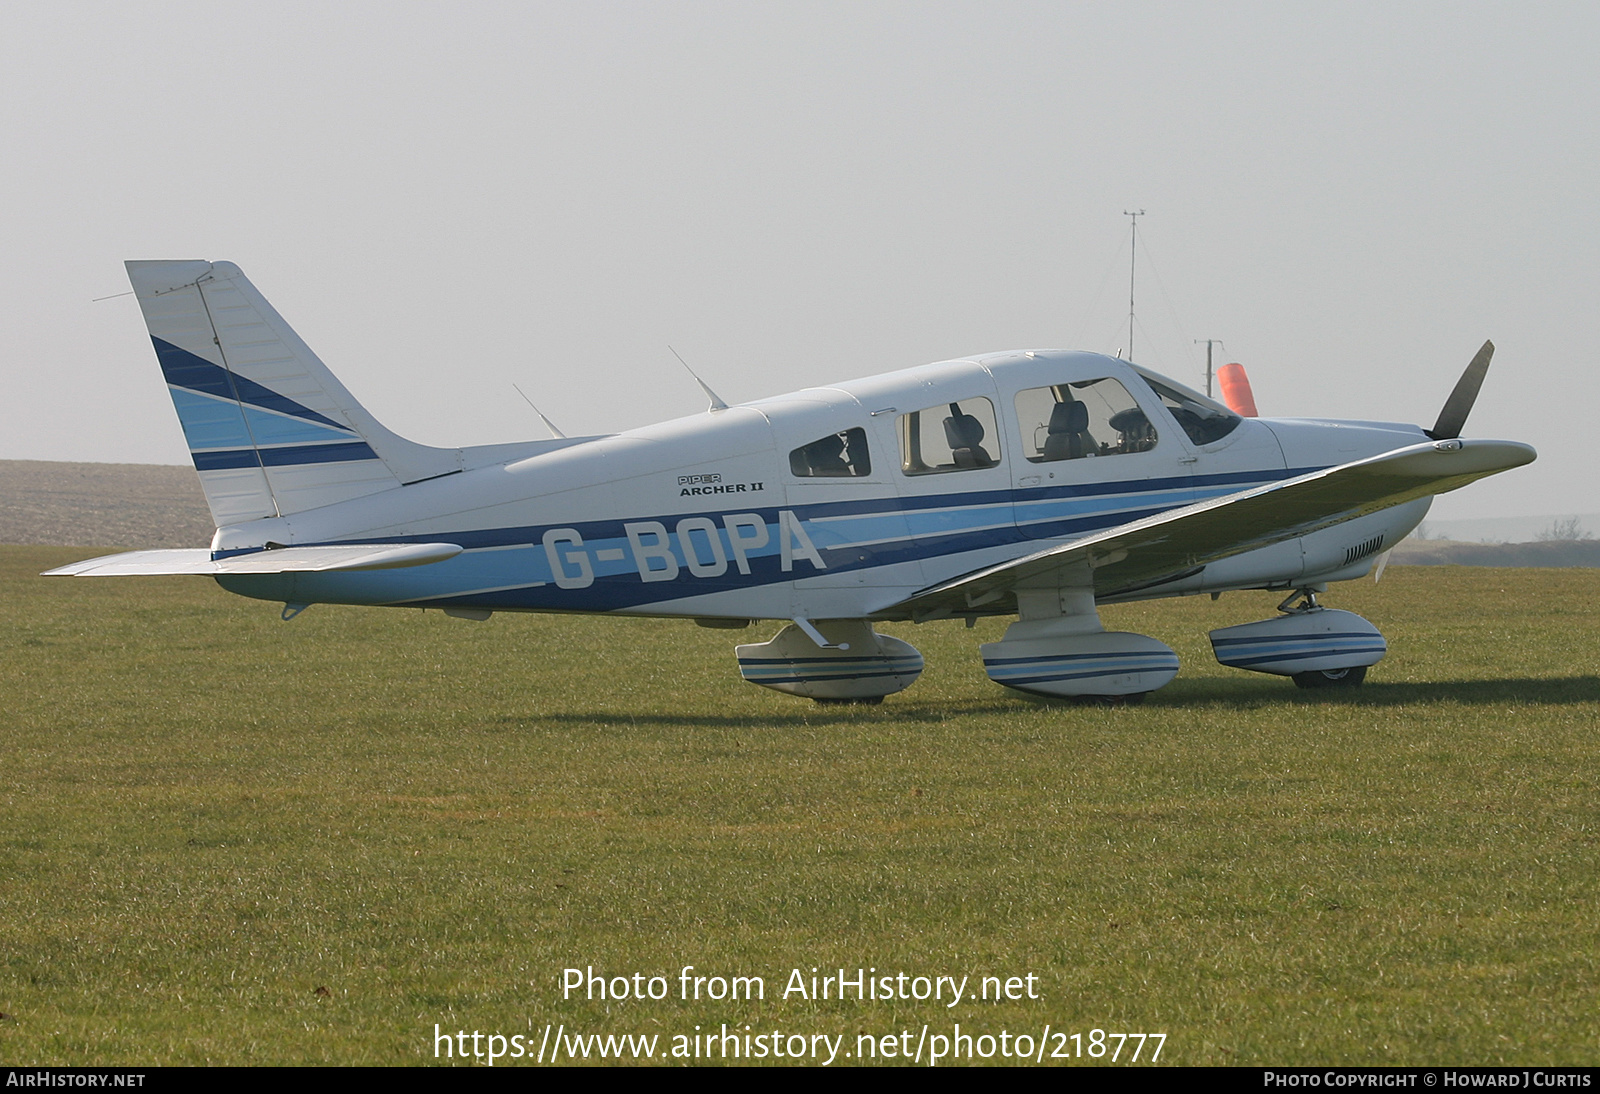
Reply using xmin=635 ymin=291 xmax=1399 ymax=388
xmin=1259 ymin=418 xmax=1434 ymax=472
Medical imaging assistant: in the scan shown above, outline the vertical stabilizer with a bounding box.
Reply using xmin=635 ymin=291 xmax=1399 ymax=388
xmin=127 ymin=261 xmax=460 ymax=525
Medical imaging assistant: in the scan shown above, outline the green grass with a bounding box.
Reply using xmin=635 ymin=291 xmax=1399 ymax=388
xmin=3 ymin=544 xmax=1598 ymax=1065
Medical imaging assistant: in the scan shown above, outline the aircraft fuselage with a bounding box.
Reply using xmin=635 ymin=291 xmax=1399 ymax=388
xmin=210 ymin=350 xmax=1429 ymax=622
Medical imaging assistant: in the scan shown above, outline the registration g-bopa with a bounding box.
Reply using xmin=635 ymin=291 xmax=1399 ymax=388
xmin=49 ymin=261 xmax=1534 ymax=703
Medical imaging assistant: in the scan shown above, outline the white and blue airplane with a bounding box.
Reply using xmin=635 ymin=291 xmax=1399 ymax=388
xmin=48 ymin=260 xmax=1535 ymax=703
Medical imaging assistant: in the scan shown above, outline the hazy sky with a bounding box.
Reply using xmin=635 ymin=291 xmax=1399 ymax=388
xmin=4 ymin=1 xmax=1595 ymax=520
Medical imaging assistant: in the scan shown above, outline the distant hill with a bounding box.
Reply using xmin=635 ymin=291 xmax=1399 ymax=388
xmin=0 ymin=460 xmax=211 ymax=548
xmin=1388 ymin=537 xmax=1600 ymax=568
xmin=1416 ymin=513 xmax=1600 ymax=544
xmin=4 ymin=458 xmax=1598 ymax=566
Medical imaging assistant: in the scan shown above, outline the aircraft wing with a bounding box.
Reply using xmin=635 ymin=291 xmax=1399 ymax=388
xmin=894 ymin=438 xmax=1535 ymax=617
xmin=42 ymin=542 xmax=463 ymax=577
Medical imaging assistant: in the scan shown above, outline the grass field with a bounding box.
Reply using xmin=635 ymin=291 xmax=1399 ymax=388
xmin=3 ymin=544 xmax=1598 ymax=1066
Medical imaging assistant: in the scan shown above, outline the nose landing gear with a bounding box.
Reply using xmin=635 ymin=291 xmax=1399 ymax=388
xmin=1292 ymin=665 xmax=1368 ymax=689
xmin=1209 ymin=588 xmax=1386 ymax=688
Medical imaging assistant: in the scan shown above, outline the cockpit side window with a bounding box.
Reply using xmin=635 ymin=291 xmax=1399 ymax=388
xmin=1131 ymin=367 xmax=1242 ymax=446
xmin=1014 ymin=377 xmax=1157 ymax=462
xmin=789 ymin=427 xmax=872 ymax=477
xmin=898 ymin=397 xmax=1002 ymax=475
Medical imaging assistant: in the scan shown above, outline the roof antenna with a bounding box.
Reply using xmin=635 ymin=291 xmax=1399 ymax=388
xmin=1124 ymin=208 xmax=1144 ymax=362
xmin=512 ymin=383 xmax=567 ymax=438
xmin=669 ymin=346 xmax=729 ymax=412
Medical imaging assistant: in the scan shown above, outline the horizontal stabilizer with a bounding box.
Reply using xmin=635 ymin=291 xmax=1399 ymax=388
xmin=896 ymin=437 xmax=1535 ymax=615
xmin=43 ymin=543 xmax=462 ymax=577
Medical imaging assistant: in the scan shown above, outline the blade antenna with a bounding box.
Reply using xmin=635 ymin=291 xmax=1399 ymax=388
xmin=512 ymin=383 xmax=566 ymax=439
xmin=669 ymin=346 xmax=729 ymax=412
xmin=1427 ymin=340 xmax=1495 ymax=440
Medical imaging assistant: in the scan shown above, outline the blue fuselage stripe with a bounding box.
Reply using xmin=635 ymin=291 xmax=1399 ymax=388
xmin=215 ymin=464 xmax=1316 ymax=612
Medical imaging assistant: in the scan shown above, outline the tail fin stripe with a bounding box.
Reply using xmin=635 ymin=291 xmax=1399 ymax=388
xmin=192 ymin=449 xmax=265 ymax=471
xmin=165 ymin=386 xmax=259 ymax=452
xmin=153 ymin=337 xmax=348 ymax=430
xmin=129 ymin=260 xmax=473 ymax=525
xmin=256 ymin=441 xmax=379 ymax=467
xmin=193 ymin=441 xmax=379 ymax=472
xmin=168 ymin=387 xmax=360 ymax=449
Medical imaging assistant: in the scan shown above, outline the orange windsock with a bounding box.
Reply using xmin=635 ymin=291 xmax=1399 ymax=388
xmin=1216 ymin=362 xmax=1258 ymax=417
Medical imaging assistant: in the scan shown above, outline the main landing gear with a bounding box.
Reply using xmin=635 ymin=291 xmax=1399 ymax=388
xmin=735 ymin=620 xmax=924 ymax=703
xmin=979 ymin=588 xmax=1179 ymax=702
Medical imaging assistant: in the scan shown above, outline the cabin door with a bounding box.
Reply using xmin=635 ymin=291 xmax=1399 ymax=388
xmin=1008 ymin=373 xmax=1197 ymax=543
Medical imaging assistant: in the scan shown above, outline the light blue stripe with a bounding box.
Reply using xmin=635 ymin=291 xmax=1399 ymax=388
xmin=168 ymin=386 xmax=254 ymax=450
xmin=171 ymin=386 xmax=359 ymax=450
xmin=1013 ymin=486 xmax=1193 ymax=523
xmin=901 ymin=503 xmax=1015 ymax=538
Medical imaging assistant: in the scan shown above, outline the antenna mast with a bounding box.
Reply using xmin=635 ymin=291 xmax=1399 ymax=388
xmin=1124 ymin=209 xmax=1144 ymax=361
xmin=1195 ymin=338 xmax=1224 ymax=397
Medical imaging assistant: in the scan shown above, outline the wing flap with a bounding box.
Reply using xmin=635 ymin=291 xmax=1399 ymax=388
xmin=897 ymin=438 xmax=1535 ymax=616
xmin=43 ymin=542 xmax=463 ymax=577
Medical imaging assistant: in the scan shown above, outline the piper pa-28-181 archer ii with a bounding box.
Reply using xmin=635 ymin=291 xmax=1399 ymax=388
xmin=49 ymin=260 xmax=1536 ymax=703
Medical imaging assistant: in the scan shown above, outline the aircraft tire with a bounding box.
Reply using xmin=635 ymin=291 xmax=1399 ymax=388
xmin=1076 ymin=692 xmax=1147 ymax=707
xmin=1292 ymin=666 xmax=1367 ymax=689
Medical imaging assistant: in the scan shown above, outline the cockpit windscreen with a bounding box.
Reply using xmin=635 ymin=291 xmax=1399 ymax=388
xmin=1130 ymin=366 xmax=1242 ymax=446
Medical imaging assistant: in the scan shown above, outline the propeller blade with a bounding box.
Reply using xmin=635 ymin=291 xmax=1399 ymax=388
xmin=1427 ymin=340 xmax=1494 ymax=440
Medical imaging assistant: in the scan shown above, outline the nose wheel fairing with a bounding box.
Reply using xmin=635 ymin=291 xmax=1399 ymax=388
xmin=1209 ymin=601 xmax=1386 ymax=680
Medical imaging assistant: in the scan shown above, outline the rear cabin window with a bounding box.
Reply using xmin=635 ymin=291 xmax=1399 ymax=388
xmin=898 ymin=398 xmax=1002 ymax=475
xmin=789 ymin=427 xmax=872 ymax=477
xmin=1014 ymin=377 xmax=1158 ymax=462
